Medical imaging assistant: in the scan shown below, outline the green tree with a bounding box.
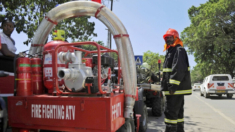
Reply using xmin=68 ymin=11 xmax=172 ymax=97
xmin=0 ymin=0 xmax=97 ymax=45
xmin=81 ymin=40 xmax=118 ymax=63
xmin=143 ymin=50 xmax=165 ymax=73
xmin=181 ymin=0 xmax=235 ymax=77
xmin=191 ymin=63 xmax=207 ymax=83
xmin=81 ymin=40 xmax=105 ymax=51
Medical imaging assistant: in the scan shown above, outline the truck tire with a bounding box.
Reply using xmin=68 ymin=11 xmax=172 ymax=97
xmin=200 ymin=90 xmax=203 ymax=96
xmin=116 ymin=118 xmax=135 ymax=132
xmin=139 ymin=104 xmax=148 ymax=132
xmin=152 ymin=97 xmax=162 ymax=117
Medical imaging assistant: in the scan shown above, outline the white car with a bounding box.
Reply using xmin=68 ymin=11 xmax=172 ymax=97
xmin=193 ymin=83 xmax=201 ymax=91
xmin=200 ymin=74 xmax=235 ymax=98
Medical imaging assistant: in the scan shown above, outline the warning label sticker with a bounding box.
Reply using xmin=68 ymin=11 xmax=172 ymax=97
xmin=44 ymin=67 xmax=53 ymax=77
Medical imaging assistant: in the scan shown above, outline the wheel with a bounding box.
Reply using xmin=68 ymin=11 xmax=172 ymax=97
xmin=204 ymin=90 xmax=210 ymax=98
xmin=139 ymin=104 xmax=148 ymax=132
xmin=227 ymin=94 xmax=233 ymax=99
xmin=151 ymin=97 xmax=163 ymax=117
xmin=116 ymin=118 xmax=135 ymax=132
xmin=200 ymin=90 xmax=203 ymax=96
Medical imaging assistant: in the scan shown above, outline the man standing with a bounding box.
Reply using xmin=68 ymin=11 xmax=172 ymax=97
xmin=161 ymin=28 xmax=192 ymax=132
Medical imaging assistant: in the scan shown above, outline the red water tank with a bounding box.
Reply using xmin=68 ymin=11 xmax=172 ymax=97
xmin=31 ymin=57 xmax=43 ymax=94
xmin=43 ymin=40 xmax=73 ymax=93
xmin=16 ymin=57 xmax=33 ymax=96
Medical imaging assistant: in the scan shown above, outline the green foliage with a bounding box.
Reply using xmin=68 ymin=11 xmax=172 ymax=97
xmin=0 ymin=0 xmax=97 ymax=45
xmin=81 ymin=40 xmax=105 ymax=52
xmin=143 ymin=50 xmax=165 ymax=73
xmin=181 ymin=0 xmax=235 ymax=82
xmin=80 ymin=40 xmax=118 ymax=62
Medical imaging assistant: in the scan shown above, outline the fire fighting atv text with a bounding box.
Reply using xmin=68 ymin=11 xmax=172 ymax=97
xmin=4 ymin=1 xmax=161 ymax=132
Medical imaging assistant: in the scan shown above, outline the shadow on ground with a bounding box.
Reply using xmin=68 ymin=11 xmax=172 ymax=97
xmin=146 ymin=108 xmax=165 ymax=132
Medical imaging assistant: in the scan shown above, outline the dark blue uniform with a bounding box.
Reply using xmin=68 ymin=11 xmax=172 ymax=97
xmin=161 ymin=45 xmax=192 ymax=132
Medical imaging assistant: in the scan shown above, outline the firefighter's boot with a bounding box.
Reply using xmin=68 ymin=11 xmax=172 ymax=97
xmin=165 ymin=124 xmax=177 ymax=132
xmin=177 ymin=122 xmax=184 ymax=132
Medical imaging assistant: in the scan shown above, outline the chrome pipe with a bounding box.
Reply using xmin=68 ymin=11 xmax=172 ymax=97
xmin=137 ymin=83 xmax=161 ymax=92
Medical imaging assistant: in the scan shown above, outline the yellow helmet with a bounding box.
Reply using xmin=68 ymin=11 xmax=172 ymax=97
xmin=52 ymin=30 xmax=65 ymax=41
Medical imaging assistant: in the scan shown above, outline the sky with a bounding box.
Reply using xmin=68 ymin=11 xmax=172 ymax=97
xmin=6 ymin=0 xmax=208 ymax=68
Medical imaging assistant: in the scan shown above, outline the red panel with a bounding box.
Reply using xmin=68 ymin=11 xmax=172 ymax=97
xmin=91 ymin=0 xmax=101 ymax=3
xmin=0 ymin=75 xmax=14 ymax=93
xmin=8 ymin=93 xmax=125 ymax=132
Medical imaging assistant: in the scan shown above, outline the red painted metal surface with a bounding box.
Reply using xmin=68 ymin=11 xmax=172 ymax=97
xmin=82 ymin=58 xmax=93 ymax=68
xmin=135 ymin=88 xmax=139 ymax=101
xmin=16 ymin=57 xmax=33 ymax=96
xmin=158 ymin=60 xmax=161 ymax=64
xmin=31 ymin=58 xmax=43 ymax=94
xmin=11 ymin=128 xmax=38 ymax=132
xmin=136 ymin=114 xmax=141 ymax=132
xmin=0 ymin=75 xmax=14 ymax=94
xmin=8 ymin=93 xmax=125 ymax=132
xmin=43 ymin=40 xmax=72 ymax=93
xmin=91 ymin=0 xmax=101 ymax=4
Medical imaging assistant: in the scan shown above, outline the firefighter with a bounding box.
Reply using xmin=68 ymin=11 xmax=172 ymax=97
xmin=137 ymin=62 xmax=159 ymax=83
xmin=161 ymin=28 xmax=192 ymax=132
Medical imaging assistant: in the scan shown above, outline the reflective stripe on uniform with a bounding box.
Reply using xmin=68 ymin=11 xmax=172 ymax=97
xmin=169 ymin=79 xmax=180 ymax=85
xmin=146 ymin=76 xmax=150 ymax=81
xmin=177 ymin=118 xmax=184 ymax=122
xmin=164 ymin=89 xmax=192 ymax=95
xmin=163 ymin=68 xmax=172 ymax=72
xmin=163 ymin=67 xmax=190 ymax=72
xmin=164 ymin=118 xmax=177 ymax=124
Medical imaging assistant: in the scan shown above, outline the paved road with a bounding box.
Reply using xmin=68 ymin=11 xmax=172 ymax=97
xmin=146 ymin=91 xmax=235 ymax=132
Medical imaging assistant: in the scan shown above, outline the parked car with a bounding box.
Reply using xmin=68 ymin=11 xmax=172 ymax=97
xmin=193 ymin=83 xmax=201 ymax=91
xmin=200 ymin=74 xmax=235 ymax=98
xmin=232 ymin=77 xmax=235 ymax=87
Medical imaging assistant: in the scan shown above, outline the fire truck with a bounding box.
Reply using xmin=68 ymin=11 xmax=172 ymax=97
xmin=1 ymin=1 xmax=161 ymax=132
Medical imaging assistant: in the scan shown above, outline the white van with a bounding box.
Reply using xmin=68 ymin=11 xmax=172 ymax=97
xmin=200 ymin=74 xmax=235 ymax=98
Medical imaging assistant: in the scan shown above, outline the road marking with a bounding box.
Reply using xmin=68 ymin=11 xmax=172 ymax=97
xmin=194 ymin=95 xmax=235 ymax=125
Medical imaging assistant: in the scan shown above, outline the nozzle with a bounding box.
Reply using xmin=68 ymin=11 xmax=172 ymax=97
xmin=58 ymin=69 xmax=79 ymax=80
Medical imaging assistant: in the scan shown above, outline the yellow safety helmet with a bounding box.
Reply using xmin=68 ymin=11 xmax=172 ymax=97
xmin=52 ymin=30 xmax=65 ymax=41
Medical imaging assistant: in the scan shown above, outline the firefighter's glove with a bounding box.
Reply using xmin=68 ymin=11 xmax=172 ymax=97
xmin=167 ymin=83 xmax=176 ymax=95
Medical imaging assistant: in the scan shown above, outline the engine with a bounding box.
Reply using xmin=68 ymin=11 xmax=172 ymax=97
xmin=57 ymin=50 xmax=93 ymax=92
xmin=57 ymin=51 xmax=115 ymax=93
